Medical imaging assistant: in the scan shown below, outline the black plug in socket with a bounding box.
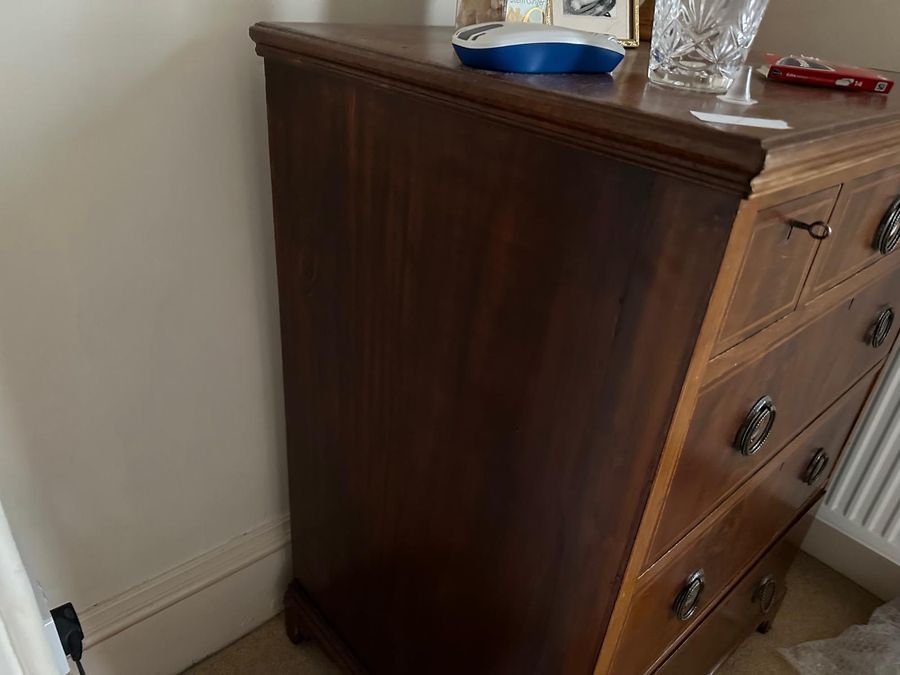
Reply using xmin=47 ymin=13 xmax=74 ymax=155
xmin=51 ymin=602 xmax=85 ymax=664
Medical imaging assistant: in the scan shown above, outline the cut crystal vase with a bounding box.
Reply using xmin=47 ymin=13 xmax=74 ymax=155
xmin=649 ymin=0 xmax=770 ymax=92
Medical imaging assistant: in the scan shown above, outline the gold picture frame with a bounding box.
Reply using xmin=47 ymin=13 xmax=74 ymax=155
xmin=548 ymin=0 xmax=640 ymax=47
xmin=505 ymin=0 xmax=551 ymax=24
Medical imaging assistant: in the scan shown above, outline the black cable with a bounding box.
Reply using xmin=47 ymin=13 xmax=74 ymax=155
xmin=51 ymin=603 xmax=87 ymax=674
xmin=67 ymin=632 xmax=85 ymax=675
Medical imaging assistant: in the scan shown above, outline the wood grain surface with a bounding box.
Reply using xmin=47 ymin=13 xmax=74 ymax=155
xmin=253 ymin=22 xmax=900 ymax=675
xmin=803 ymin=164 xmax=900 ymax=299
xmin=591 ymin=201 xmax=762 ymax=675
xmin=250 ymin=23 xmax=900 ymax=196
xmin=648 ymin=263 xmax=900 ymax=565
xmin=652 ymin=508 xmax=816 ymax=675
xmin=263 ymin=50 xmax=737 ymax=674
xmin=610 ymin=369 xmax=875 ymax=675
xmin=713 ymin=187 xmax=840 ymax=354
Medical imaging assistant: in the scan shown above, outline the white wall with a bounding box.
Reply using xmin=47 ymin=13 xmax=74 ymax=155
xmin=0 ymin=2 xmax=451 ymax=674
xmin=755 ymin=0 xmax=900 ymax=72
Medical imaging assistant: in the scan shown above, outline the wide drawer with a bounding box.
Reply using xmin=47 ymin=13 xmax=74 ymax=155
xmin=714 ymin=187 xmax=840 ymax=355
xmin=608 ymin=376 xmax=872 ymax=675
xmin=648 ymin=264 xmax=900 ymax=563
xmin=652 ymin=509 xmax=815 ymax=675
xmin=804 ymin=165 xmax=900 ymax=300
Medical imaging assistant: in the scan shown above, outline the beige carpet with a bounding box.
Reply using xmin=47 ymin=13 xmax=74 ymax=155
xmin=184 ymin=552 xmax=881 ymax=675
xmin=717 ymin=551 xmax=881 ymax=675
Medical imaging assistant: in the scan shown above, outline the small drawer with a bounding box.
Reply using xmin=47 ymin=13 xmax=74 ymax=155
xmin=608 ymin=380 xmax=870 ymax=675
xmin=649 ymin=263 xmax=900 ymax=564
xmin=715 ymin=187 xmax=840 ymax=354
xmin=652 ymin=509 xmax=815 ymax=675
xmin=805 ymin=165 xmax=900 ymax=299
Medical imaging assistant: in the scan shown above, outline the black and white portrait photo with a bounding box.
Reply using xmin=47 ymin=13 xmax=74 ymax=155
xmin=550 ymin=0 xmax=635 ymax=44
xmin=563 ymin=0 xmax=616 ymax=16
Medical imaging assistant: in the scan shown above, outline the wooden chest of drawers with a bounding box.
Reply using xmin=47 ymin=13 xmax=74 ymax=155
xmin=251 ymin=23 xmax=900 ymax=675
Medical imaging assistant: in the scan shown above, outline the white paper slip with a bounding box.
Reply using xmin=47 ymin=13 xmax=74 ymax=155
xmin=691 ymin=111 xmax=792 ymax=129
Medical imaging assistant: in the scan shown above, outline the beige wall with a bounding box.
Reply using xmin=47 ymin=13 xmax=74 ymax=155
xmin=0 ymin=1 xmax=451 ymax=667
xmin=755 ymin=0 xmax=900 ymax=72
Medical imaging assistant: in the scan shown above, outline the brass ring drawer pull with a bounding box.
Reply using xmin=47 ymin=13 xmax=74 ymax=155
xmin=673 ymin=570 xmax=705 ymax=622
xmin=790 ymin=219 xmax=832 ymax=240
xmin=803 ymin=448 xmax=830 ymax=486
xmin=873 ymin=196 xmax=900 ymax=255
xmin=869 ymin=306 xmax=895 ymax=348
xmin=753 ymin=574 xmax=778 ymax=614
xmin=735 ymin=395 xmax=777 ymax=456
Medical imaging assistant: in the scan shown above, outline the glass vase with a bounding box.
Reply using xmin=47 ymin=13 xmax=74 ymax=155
xmin=648 ymin=0 xmax=770 ymax=93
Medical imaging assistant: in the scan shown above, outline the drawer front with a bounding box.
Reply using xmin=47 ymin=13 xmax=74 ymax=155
xmin=652 ymin=509 xmax=814 ymax=675
xmin=610 ymin=374 xmax=873 ymax=675
xmin=715 ymin=187 xmax=839 ymax=354
xmin=805 ymin=165 xmax=900 ymax=298
xmin=648 ymin=264 xmax=900 ymax=563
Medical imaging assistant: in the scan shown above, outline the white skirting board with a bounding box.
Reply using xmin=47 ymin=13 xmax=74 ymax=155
xmin=76 ymin=516 xmax=291 ymax=675
xmin=802 ymin=511 xmax=900 ymax=601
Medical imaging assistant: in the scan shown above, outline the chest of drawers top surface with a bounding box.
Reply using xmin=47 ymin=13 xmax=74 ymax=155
xmin=251 ymin=23 xmax=900 ymax=194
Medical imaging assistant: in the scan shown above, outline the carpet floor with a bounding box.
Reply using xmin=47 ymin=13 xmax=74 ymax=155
xmin=184 ymin=551 xmax=881 ymax=674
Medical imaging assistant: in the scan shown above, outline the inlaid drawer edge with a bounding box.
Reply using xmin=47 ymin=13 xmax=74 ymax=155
xmin=614 ymin=369 xmax=878 ymax=675
xmin=647 ymin=357 xmax=885 ymax=572
xmin=640 ymin=365 xmax=876 ymax=584
xmin=616 ymin=496 xmax=824 ymax=675
xmin=651 ymin=504 xmax=819 ymax=675
xmin=638 ymin=487 xmax=822 ymax=589
xmin=712 ymin=187 xmax=841 ymax=357
xmin=705 ymin=256 xmax=900 ymax=389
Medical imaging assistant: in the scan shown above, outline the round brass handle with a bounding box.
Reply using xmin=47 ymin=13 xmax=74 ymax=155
xmin=735 ymin=396 xmax=777 ymax=456
xmin=673 ymin=570 xmax=705 ymax=622
xmin=868 ymin=307 xmax=895 ymax=348
xmin=753 ymin=574 xmax=778 ymax=614
xmin=803 ymin=448 xmax=830 ymax=486
xmin=790 ymin=219 xmax=832 ymax=240
xmin=873 ymin=196 xmax=900 ymax=255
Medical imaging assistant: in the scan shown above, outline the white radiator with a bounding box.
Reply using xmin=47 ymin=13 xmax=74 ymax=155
xmin=803 ymin=348 xmax=900 ymax=599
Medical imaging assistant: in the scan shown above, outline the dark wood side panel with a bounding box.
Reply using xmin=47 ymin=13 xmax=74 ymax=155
xmin=264 ymin=57 xmax=738 ymax=675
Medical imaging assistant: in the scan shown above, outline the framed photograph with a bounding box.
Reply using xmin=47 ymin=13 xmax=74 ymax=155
xmin=505 ymin=0 xmax=550 ymax=23
xmin=549 ymin=0 xmax=639 ymax=47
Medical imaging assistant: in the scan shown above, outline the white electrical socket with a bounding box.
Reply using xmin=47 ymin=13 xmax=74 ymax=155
xmin=32 ymin=580 xmax=70 ymax=675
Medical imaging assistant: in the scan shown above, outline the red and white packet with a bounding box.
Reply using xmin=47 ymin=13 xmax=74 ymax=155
xmin=761 ymin=53 xmax=893 ymax=94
